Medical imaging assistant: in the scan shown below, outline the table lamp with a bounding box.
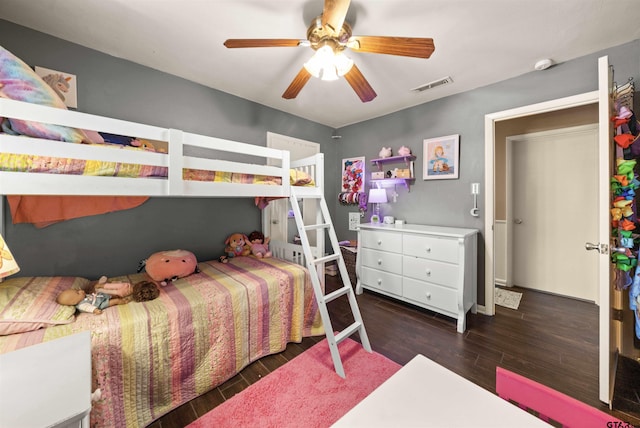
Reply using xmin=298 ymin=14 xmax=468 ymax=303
xmin=368 ymin=188 xmax=388 ymax=223
xmin=0 ymin=233 xmax=20 ymax=279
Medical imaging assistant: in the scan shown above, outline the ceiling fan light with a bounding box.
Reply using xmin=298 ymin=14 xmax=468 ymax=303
xmin=304 ymin=45 xmax=332 ymax=78
xmin=319 ymin=66 xmax=339 ymax=81
xmin=334 ymin=53 xmax=353 ymax=76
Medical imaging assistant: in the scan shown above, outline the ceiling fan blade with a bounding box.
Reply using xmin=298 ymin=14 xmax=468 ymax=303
xmin=224 ymin=39 xmax=302 ymax=48
xmin=344 ymin=64 xmax=376 ymax=103
xmin=349 ymin=36 xmax=435 ymax=59
xmin=322 ymin=0 xmax=351 ymax=34
xmin=282 ymin=67 xmax=312 ymax=99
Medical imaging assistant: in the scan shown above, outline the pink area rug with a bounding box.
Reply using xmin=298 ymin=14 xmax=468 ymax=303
xmin=188 ymin=338 xmax=401 ymax=428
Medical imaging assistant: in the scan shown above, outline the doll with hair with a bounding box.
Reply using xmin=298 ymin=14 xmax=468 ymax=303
xmin=248 ymin=230 xmax=272 ymax=258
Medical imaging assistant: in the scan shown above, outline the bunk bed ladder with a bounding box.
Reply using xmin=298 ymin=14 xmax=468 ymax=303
xmin=289 ymin=191 xmax=372 ymax=378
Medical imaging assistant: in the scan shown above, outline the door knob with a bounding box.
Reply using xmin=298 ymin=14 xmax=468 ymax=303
xmin=585 ymin=242 xmax=609 ymax=254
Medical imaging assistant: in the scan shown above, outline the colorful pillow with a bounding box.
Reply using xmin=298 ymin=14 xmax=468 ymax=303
xmin=0 ymin=276 xmax=89 ymax=335
xmin=0 ymin=45 xmax=103 ymax=144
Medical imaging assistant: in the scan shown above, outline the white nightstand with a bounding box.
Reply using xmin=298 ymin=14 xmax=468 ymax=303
xmin=0 ymin=331 xmax=92 ymax=428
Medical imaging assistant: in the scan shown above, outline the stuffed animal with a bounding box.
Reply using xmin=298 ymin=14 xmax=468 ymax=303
xmin=248 ymin=230 xmax=272 ymax=258
xmin=398 ymin=146 xmax=411 ymax=156
xmin=220 ymin=233 xmax=251 ymax=263
xmin=138 ymin=249 xmax=199 ymax=286
xmin=378 ymin=147 xmax=392 ymax=158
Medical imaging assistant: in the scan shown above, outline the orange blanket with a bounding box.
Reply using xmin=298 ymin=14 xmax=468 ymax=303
xmin=7 ymin=195 xmax=149 ymax=228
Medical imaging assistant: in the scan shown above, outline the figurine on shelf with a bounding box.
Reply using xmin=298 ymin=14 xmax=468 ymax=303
xmin=378 ymin=147 xmax=392 ymax=158
xmin=398 ymin=146 xmax=411 ymax=156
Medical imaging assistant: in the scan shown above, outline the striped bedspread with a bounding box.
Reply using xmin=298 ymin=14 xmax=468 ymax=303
xmin=0 ymin=151 xmax=315 ymax=185
xmin=0 ymin=257 xmax=323 ymax=427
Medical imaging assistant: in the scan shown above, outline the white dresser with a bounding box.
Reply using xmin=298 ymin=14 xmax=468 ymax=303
xmin=356 ymin=223 xmax=478 ymax=333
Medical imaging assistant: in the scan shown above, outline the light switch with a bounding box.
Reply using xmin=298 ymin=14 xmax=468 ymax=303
xmin=349 ymin=212 xmax=360 ymax=231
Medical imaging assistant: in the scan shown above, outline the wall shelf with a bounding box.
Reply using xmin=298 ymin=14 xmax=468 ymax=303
xmin=371 ymin=155 xmax=416 ymax=190
xmin=371 ymin=155 xmax=416 ymax=170
xmin=371 ymin=178 xmax=415 ymax=189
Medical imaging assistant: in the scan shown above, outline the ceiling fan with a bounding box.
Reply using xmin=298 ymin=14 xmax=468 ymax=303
xmin=223 ymin=0 xmax=435 ymax=103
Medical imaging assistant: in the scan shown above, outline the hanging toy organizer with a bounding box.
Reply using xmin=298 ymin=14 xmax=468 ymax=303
xmin=610 ymin=76 xmax=640 ymax=344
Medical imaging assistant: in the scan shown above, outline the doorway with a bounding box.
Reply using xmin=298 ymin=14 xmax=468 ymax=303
xmin=506 ymin=125 xmax=598 ymax=301
xmin=484 ymin=95 xmax=599 ymax=314
xmin=485 ymin=57 xmax=614 ymax=404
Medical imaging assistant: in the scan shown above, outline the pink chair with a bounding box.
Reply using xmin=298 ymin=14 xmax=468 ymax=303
xmin=496 ymin=367 xmax=625 ymax=427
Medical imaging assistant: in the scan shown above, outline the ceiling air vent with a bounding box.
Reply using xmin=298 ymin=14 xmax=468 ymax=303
xmin=411 ymin=76 xmax=453 ymax=93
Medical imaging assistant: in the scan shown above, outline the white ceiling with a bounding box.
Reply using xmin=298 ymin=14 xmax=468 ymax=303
xmin=1 ymin=0 xmax=639 ymax=128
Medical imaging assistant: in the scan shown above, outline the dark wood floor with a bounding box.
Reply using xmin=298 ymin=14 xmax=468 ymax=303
xmin=150 ymin=276 xmax=640 ymax=427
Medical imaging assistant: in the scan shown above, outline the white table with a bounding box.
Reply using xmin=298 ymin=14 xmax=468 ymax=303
xmin=332 ymin=354 xmax=550 ymax=427
xmin=0 ymin=331 xmax=92 ymax=428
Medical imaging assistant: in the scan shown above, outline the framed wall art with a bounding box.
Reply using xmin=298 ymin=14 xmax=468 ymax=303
xmin=423 ymin=134 xmax=459 ymax=180
xmin=35 ymin=66 xmax=78 ymax=108
xmin=341 ymin=156 xmax=365 ymax=193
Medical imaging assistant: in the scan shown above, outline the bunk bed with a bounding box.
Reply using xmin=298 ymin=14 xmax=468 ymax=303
xmin=0 ymin=96 xmax=328 ymax=427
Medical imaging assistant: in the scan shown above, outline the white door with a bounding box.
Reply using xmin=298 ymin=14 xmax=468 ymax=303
xmin=597 ymin=56 xmax=615 ymax=405
xmin=508 ymin=125 xmax=598 ymax=301
xmin=265 ymin=132 xmax=320 ymax=244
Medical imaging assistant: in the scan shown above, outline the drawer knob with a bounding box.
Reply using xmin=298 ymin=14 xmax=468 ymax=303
xmin=426 ymin=292 xmax=432 ymax=300
xmin=377 ymin=259 xmax=382 ymax=265
xmin=426 ymin=269 xmax=431 ymax=276
xmin=377 ymin=279 xmax=382 ymax=285
xmin=426 ymin=247 xmax=432 ymax=253
xmin=377 ymin=240 xmax=382 ymax=245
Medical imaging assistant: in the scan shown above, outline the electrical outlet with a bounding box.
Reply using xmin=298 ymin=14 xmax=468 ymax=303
xmin=349 ymin=212 xmax=360 ymax=231
xmin=471 ymin=183 xmax=480 ymax=195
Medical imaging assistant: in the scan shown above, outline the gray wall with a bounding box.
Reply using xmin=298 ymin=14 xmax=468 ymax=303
xmin=334 ymin=39 xmax=640 ymax=304
xmin=3 ymin=20 xmax=639 ymax=306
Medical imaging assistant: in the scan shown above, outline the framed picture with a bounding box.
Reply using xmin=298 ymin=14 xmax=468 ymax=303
xmin=341 ymin=156 xmax=365 ymax=193
xmin=35 ymin=66 xmax=78 ymax=108
xmin=423 ymin=134 xmax=459 ymax=180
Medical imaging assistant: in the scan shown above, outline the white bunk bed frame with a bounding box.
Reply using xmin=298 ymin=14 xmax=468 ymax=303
xmin=0 ymin=97 xmax=371 ymax=381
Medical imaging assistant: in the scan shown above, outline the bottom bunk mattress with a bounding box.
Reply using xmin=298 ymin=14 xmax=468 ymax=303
xmin=0 ymin=256 xmax=324 ymax=427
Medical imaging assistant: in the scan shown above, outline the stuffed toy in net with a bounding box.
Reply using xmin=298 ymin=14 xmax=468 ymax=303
xmin=138 ymin=249 xmax=199 ymax=286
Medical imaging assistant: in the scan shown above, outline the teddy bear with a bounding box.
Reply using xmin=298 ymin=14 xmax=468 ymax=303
xmin=248 ymin=230 xmax=272 ymax=258
xmin=398 ymin=146 xmax=411 ymax=156
xmin=220 ymin=233 xmax=251 ymax=263
xmin=378 ymin=147 xmax=392 ymax=158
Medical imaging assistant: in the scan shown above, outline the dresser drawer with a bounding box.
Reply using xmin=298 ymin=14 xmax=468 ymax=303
xmin=360 ymin=248 xmax=403 ymax=275
xmin=403 ymin=256 xmax=459 ymax=289
xmin=403 ymin=233 xmax=459 ymax=264
xmin=361 ymin=267 xmax=402 ymax=297
xmin=361 ymin=230 xmax=402 ymax=253
xmin=403 ymin=277 xmax=458 ymax=314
